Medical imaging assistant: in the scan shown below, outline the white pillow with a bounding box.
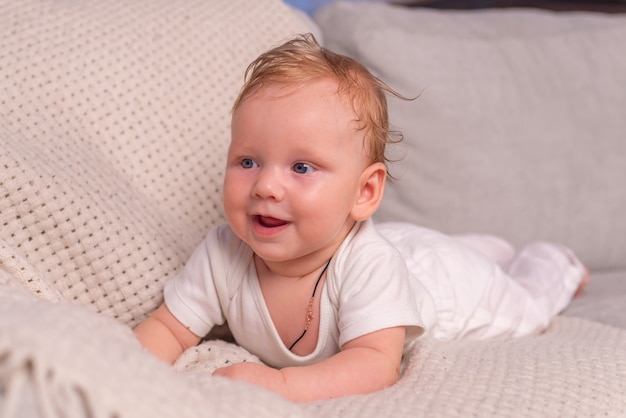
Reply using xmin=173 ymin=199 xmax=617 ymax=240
xmin=316 ymin=3 xmax=626 ymax=270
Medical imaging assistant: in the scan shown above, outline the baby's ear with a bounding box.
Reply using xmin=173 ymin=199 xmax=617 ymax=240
xmin=350 ymin=162 xmax=386 ymax=221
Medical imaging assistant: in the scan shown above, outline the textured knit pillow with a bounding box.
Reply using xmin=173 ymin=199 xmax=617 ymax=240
xmin=0 ymin=0 xmax=315 ymax=325
xmin=315 ymin=3 xmax=626 ymax=271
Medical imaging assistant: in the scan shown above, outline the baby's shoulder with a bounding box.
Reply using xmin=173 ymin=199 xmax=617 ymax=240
xmin=341 ymin=220 xmax=403 ymax=259
xmin=331 ymin=221 xmax=407 ymax=287
xmin=208 ymin=224 xmax=248 ymax=251
xmin=203 ymin=224 xmax=254 ymax=273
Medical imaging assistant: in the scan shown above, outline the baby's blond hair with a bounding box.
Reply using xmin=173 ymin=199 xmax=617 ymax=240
xmin=232 ymin=33 xmax=404 ymax=171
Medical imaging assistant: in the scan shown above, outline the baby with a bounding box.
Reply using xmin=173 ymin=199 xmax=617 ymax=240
xmin=134 ymin=34 xmax=588 ymax=402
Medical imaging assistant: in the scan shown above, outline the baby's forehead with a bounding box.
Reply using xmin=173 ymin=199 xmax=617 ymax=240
xmin=232 ymin=78 xmax=367 ymax=144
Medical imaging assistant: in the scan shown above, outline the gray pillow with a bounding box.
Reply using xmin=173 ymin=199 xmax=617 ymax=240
xmin=315 ymin=3 xmax=626 ymax=270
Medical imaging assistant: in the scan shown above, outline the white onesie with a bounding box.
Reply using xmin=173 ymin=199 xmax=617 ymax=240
xmin=164 ymin=219 xmax=585 ymax=368
xmin=164 ymin=219 xmax=431 ymax=368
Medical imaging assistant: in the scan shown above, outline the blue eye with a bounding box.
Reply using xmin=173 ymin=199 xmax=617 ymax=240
xmin=293 ymin=162 xmax=314 ymax=174
xmin=241 ymin=158 xmax=258 ymax=169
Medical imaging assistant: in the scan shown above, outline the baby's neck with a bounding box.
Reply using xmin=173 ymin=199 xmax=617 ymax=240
xmin=255 ymin=252 xmax=333 ymax=280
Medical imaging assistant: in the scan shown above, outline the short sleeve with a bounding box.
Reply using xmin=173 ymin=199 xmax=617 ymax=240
xmin=330 ymin=221 xmax=426 ymax=347
xmin=163 ymin=225 xmax=240 ymax=337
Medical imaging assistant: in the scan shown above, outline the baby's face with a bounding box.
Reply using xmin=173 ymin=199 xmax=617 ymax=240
xmin=224 ymin=78 xmax=369 ymax=270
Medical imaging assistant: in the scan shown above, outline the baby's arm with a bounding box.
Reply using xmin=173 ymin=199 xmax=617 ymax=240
xmin=213 ymin=326 xmax=406 ymax=402
xmin=133 ymin=303 xmax=201 ymax=364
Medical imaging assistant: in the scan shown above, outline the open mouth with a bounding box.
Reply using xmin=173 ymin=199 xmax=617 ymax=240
xmin=255 ymin=215 xmax=289 ymax=228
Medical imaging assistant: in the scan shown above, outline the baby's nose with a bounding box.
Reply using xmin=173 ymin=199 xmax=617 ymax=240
xmin=253 ymin=168 xmax=285 ymax=200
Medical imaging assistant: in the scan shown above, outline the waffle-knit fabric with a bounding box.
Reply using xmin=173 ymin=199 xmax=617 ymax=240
xmin=0 ymin=0 xmax=312 ymax=326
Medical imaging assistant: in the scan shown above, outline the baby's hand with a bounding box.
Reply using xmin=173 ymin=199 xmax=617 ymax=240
xmin=213 ymin=362 xmax=288 ymax=397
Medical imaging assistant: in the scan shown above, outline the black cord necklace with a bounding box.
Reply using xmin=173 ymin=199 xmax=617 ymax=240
xmin=288 ymin=258 xmax=332 ymax=351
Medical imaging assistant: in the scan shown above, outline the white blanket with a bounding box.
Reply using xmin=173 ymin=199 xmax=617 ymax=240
xmin=1 ymin=276 xmax=625 ymax=417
